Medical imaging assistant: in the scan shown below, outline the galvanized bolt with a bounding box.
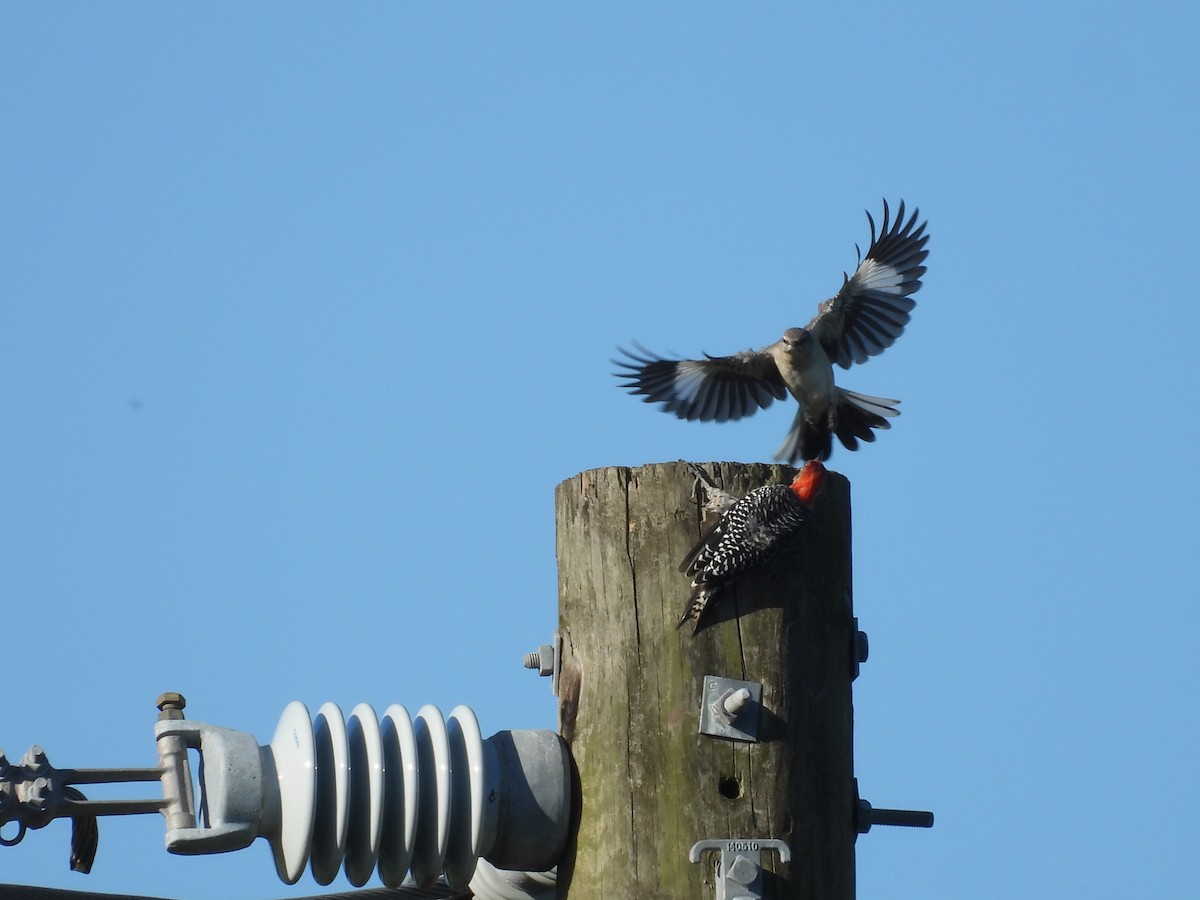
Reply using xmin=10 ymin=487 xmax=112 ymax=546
xmin=853 ymin=777 xmax=934 ymax=835
xmin=726 ymin=853 xmax=759 ymax=886
xmin=28 ymin=776 xmax=52 ymax=809
xmin=156 ymin=692 xmax=187 ymax=721
xmin=856 ymin=800 xmax=935 ymax=832
xmin=721 ymin=688 xmax=752 ymax=717
xmin=523 ymin=644 xmax=555 ymax=677
xmin=23 ymin=746 xmax=48 ymax=773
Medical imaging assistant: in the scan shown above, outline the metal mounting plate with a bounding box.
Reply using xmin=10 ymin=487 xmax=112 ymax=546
xmin=698 ymin=675 xmax=762 ymax=742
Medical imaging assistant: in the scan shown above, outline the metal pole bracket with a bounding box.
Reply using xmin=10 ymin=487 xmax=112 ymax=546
xmin=698 ymin=675 xmax=762 ymax=742
xmin=688 ymin=837 xmax=791 ymax=900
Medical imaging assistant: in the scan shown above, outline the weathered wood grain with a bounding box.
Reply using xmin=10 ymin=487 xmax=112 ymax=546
xmin=554 ymin=461 xmax=855 ymax=899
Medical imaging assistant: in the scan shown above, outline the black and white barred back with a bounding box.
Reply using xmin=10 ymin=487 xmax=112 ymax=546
xmin=677 ymin=483 xmax=812 ymax=632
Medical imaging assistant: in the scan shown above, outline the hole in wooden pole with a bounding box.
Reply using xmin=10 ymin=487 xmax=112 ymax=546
xmin=717 ymin=775 xmax=742 ymax=800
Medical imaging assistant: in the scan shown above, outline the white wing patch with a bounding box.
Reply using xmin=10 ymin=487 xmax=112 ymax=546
xmin=854 ymin=259 xmax=904 ymax=295
xmin=671 ymin=361 xmax=709 ymax=404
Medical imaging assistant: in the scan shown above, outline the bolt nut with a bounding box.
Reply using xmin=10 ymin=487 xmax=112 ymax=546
xmin=156 ymin=692 xmax=187 ymax=721
xmin=523 ymin=645 xmax=555 ymax=677
xmin=856 ymin=630 xmax=869 ymax=663
xmin=726 ymin=853 xmax=759 ymax=886
xmin=851 ymin=619 xmax=870 ymax=681
xmin=28 ymin=776 xmax=53 ymax=809
xmin=23 ymin=746 xmax=49 ymax=773
xmin=856 ymin=798 xmax=874 ymax=834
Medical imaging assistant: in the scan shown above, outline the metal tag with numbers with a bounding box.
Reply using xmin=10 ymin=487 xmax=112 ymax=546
xmin=688 ymin=837 xmax=791 ymax=900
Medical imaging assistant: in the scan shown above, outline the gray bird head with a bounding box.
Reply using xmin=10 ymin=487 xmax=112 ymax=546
xmin=780 ymin=327 xmax=810 ymax=346
xmin=776 ymin=327 xmax=815 ymax=361
xmin=767 ymin=328 xmax=817 ymax=372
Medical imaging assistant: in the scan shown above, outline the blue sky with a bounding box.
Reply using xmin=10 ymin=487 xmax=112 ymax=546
xmin=3 ymin=3 xmax=1199 ymax=898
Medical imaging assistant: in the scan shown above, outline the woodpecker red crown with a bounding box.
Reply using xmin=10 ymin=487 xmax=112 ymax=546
xmin=791 ymin=459 xmax=827 ymax=504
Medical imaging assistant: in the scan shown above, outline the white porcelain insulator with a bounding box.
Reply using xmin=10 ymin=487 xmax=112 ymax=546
xmin=261 ymin=700 xmax=492 ymax=890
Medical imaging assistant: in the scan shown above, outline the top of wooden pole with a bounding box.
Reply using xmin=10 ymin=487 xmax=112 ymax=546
xmin=553 ymin=460 xmax=855 ymax=900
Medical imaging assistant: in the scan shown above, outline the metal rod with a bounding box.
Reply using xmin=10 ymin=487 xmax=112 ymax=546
xmin=57 ymin=767 xmax=164 ymax=785
xmin=867 ymin=807 xmax=934 ymax=828
xmin=59 ymin=798 xmax=169 ymax=817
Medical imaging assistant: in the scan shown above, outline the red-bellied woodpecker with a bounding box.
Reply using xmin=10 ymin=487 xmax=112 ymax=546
xmin=615 ymin=200 xmax=929 ymax=462
xmin=678 ymin=460 xmax=827 ymax=634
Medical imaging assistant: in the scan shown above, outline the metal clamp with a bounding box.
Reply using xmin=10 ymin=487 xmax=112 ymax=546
xmin=689 ymin=838 xmax=790 ymax=900
xmin=0 ymin=693 xmax=192 ymax=873
xmin=698 ymin=676 xmax=762 ymax=742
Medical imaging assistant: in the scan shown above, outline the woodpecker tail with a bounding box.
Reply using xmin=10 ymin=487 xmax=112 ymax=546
xmin=775 ymin=390 xmax=900 ymax=463
xmin=677 ymin=584 xmax=720 ymax=634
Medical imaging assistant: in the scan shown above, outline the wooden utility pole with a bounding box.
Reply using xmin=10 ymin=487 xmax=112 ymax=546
xmin=554 ymin=461 xmax=856 ymax=900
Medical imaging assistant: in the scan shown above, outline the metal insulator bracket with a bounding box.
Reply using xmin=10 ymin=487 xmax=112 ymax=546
xmin=688 ymin=838 xmax=791 ymax=900
xmin=1 ymin=692 xmax=573 ymax=894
